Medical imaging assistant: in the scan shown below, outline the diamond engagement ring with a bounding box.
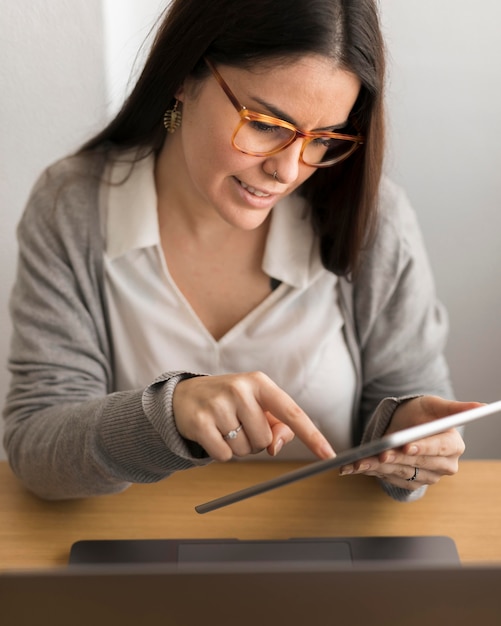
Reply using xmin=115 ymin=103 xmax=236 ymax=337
xmin=223 ymin=423 xmax=243 ymax=441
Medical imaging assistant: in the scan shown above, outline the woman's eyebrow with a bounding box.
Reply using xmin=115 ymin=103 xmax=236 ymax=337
xmin=251 ymin=96 xmax=348 ymax=132
xmin=252 ymin=96 xmax=298 ymax=125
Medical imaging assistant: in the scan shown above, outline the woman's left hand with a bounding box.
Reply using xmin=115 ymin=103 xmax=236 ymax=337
xmin=340 ymin=396 xmax=483 ymax=490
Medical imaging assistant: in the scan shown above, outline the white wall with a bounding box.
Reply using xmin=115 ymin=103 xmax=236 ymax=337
xmin=380 ymin=1 xmax=501 ymax=456
xmin=102 ymin=0 xmax=168 ymax=116
xmin=1 ymin=1 xmax=500 ymax=459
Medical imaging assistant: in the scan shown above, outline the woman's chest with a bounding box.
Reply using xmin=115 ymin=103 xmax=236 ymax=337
xmin=105 ymin=250 xmax=357 ymax=451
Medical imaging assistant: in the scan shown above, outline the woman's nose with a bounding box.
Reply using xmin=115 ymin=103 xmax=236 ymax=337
xmin=265 ymin=139 xmax=304 ymax=184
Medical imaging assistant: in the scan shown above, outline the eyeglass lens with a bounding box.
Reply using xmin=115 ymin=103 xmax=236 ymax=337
xmin=234 ymin=119 xmax=358 ymax=166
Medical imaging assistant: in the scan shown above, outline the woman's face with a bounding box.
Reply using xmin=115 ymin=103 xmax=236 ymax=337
xmin=163 ymin=54 xmax=361 ymax=231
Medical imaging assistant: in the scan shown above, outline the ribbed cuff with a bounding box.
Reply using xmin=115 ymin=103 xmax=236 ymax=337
xmin=142 ymin=371 xmax=211 ymax=463
xmin=362 ymin=395 xmax=427 ymax=502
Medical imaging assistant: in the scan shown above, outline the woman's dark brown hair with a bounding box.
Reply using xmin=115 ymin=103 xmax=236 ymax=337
xmin=80 ymin=0 xmax=386 ymax=276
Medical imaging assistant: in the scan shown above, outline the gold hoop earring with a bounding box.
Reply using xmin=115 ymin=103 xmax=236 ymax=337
xmin=163 ymin=99 xmax=182 ymax=133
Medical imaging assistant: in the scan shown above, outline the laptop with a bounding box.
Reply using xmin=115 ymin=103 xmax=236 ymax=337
xmin=2 ymin=561 xmax=501 ymax=626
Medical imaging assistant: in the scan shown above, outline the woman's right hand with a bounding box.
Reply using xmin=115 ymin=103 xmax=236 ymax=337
xmin=172 ymin=371 xmax=336 ymax=462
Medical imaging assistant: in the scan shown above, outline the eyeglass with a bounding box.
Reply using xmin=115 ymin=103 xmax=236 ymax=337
xmin=204 ymin=58 xmax=364 ymax=168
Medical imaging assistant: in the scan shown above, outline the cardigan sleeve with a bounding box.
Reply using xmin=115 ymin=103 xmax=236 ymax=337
xmin=352 ymin=179 xmax=454 ymax=501
xmin=354 ymin=178 xmax=454 ymax=429
xmin=2 ymin=156 xmax=210 ymax=500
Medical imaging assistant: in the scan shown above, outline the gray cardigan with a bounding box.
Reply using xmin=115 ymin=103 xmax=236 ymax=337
xmin=2 ymin=152 xmax=453 ymax=501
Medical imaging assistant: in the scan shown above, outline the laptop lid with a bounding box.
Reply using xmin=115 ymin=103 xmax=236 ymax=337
xmin=2 ymin=562 xmax=500 ymax=626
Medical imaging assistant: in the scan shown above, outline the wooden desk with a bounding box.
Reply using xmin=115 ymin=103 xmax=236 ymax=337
xmin=0 ymin=460 xmax=499 ymax=570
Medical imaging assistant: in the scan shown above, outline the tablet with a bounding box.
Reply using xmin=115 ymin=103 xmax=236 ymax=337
xmin=195 ymin=399 xmax=501 ymax=514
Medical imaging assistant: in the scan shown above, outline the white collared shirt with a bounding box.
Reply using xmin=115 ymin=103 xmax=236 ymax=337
xmin=102 ymin=154 xmax=356 ymax=458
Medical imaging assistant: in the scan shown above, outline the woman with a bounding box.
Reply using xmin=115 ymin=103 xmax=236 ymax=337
xmin=3 ymin=0 xmax=475 ymax=501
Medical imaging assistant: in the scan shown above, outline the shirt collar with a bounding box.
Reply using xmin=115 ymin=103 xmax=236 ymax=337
xmin=263 ymin=194 xmax=325 ymax=289
xmin=105 ymin=153 xmax=160 ymax=260
xmin=105 ymin=154 xmax=325 ymax=288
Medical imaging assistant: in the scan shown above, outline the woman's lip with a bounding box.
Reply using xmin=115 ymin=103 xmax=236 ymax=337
xmin=233 ymin=176 xmax=279 ymax=209
xmin=237 ymin=178 xmax=276 ymax=197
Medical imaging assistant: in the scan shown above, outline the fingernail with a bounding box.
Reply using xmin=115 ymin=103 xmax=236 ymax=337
xmin=408 ymin=445 xmax=418 ymax=455
xmin=358 ymin=463 xmax=371 ymax=472
xmin=321 ymin=442 xmax=336 ymax=459
xmin=385 ymin=453 xmax=395 ymax=463
xmin=340 ymin=465 xmax=353 ymax=475
xmin=272 ymin=438 xmax=284 ymax=456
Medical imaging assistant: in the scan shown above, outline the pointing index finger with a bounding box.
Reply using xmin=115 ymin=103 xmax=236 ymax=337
xmin=254 ymin=373 xmax=335 ymax=460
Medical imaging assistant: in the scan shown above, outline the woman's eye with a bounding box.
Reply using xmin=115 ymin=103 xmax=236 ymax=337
xmin=313 ymin=137 xmax=336 ymax=148
xmin=249 ymin=121 xmax=281 ymax=134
